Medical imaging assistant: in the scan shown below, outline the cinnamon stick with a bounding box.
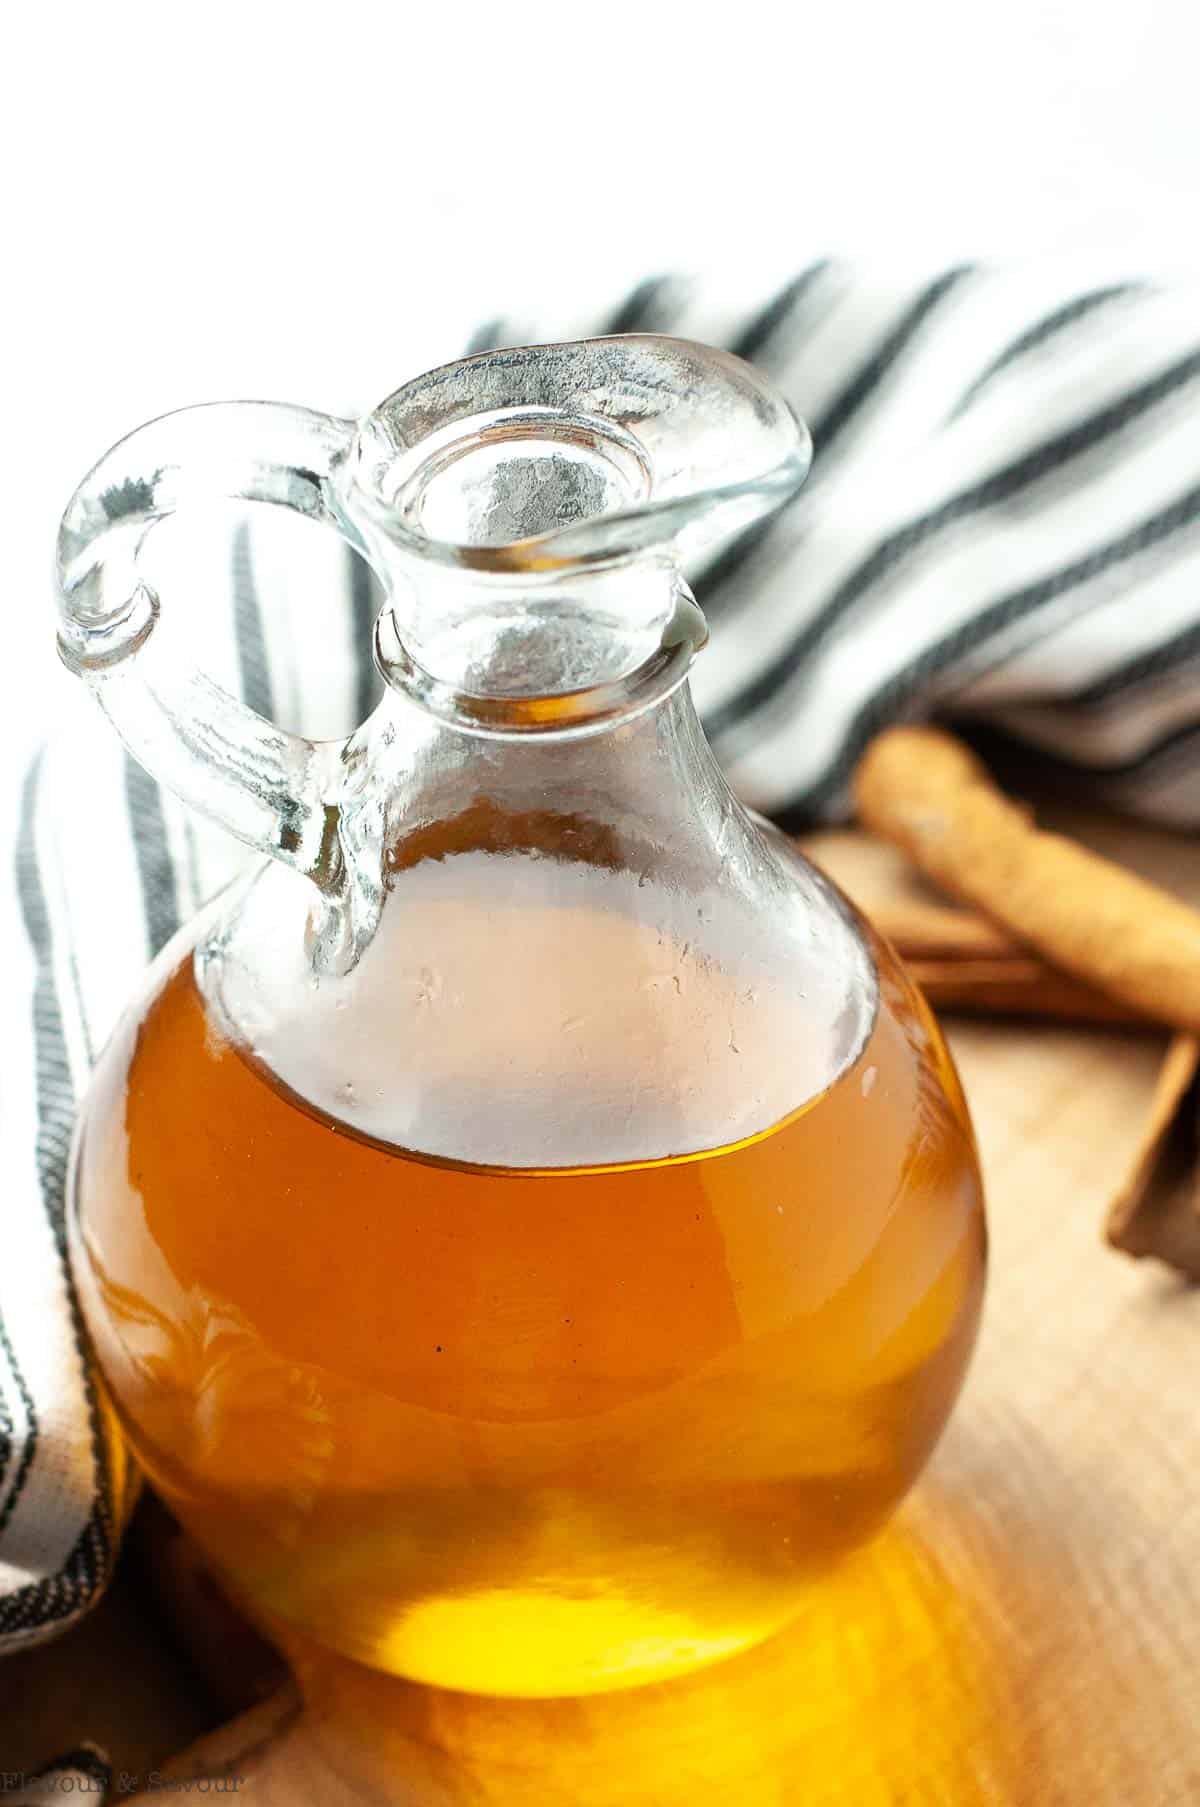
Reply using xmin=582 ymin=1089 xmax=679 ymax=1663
xmin=905 ymin=957 xmax=1147 ymax=1025
xmin=814 ymin=883 xmax=1150 ymax=1023
xmin=853 ymin=727 xmax=1200 ymax=1032
xmin=1106 ymin=1033 xmax=1200 ymax=1277
xmin=868 ymin=900 xmax=1016 ymax=961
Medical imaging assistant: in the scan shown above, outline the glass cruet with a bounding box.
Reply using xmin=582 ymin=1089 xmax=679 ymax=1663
xmin=58 ymin=336 xmax=986 ymax=1699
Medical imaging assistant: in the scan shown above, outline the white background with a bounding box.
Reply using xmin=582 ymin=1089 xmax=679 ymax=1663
xmin=4 ymin=0 xmax=1200 ymax=798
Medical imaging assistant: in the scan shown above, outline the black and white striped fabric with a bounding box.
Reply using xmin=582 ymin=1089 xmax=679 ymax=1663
xmin=7 ymin=259 xmax=1200 ymax=1664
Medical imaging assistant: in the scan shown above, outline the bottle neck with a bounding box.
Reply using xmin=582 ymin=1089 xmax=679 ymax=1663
xmin=365 ymin=552 xmax=708 ymax=743
xmin=310 ymin=649 xmax=739 ymax=975
xmin=369 ymin=659 xmax=734 ymax=873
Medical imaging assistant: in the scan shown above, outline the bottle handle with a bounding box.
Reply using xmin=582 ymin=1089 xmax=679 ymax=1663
xmin=56 ymin=401 xmax=361 ymax=889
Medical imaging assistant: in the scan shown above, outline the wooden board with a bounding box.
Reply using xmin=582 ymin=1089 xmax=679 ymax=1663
xmin=4 ymin=820 xmax=1199 ymax=1803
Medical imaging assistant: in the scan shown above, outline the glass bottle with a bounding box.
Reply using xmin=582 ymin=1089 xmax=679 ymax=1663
xmin=59 ymin=337 xmax=986 ymax=1699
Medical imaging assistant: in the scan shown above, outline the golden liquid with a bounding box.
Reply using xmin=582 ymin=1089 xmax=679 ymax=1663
xmin=71 ymin=900 xmax=984 ymax=1699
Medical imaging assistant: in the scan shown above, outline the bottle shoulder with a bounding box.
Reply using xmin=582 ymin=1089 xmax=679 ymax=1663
xmin=188 ymin=834 xmax=878 ymax=1168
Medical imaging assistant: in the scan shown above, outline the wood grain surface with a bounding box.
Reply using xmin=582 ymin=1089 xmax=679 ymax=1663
xmin=3 ymin=816 xmax=1198 ymax=1804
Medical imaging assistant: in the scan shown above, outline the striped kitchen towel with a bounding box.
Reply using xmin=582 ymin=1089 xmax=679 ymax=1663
xmin=6 ymin=258 xmax=1200 ymax=1663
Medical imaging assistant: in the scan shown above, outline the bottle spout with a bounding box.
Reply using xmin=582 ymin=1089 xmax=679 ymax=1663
xmin=340 ymin=336 xmax=810 ymax=724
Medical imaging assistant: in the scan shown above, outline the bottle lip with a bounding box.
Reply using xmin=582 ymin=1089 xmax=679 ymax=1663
xmin=345 ymin=335 xmax=813 ymax=580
